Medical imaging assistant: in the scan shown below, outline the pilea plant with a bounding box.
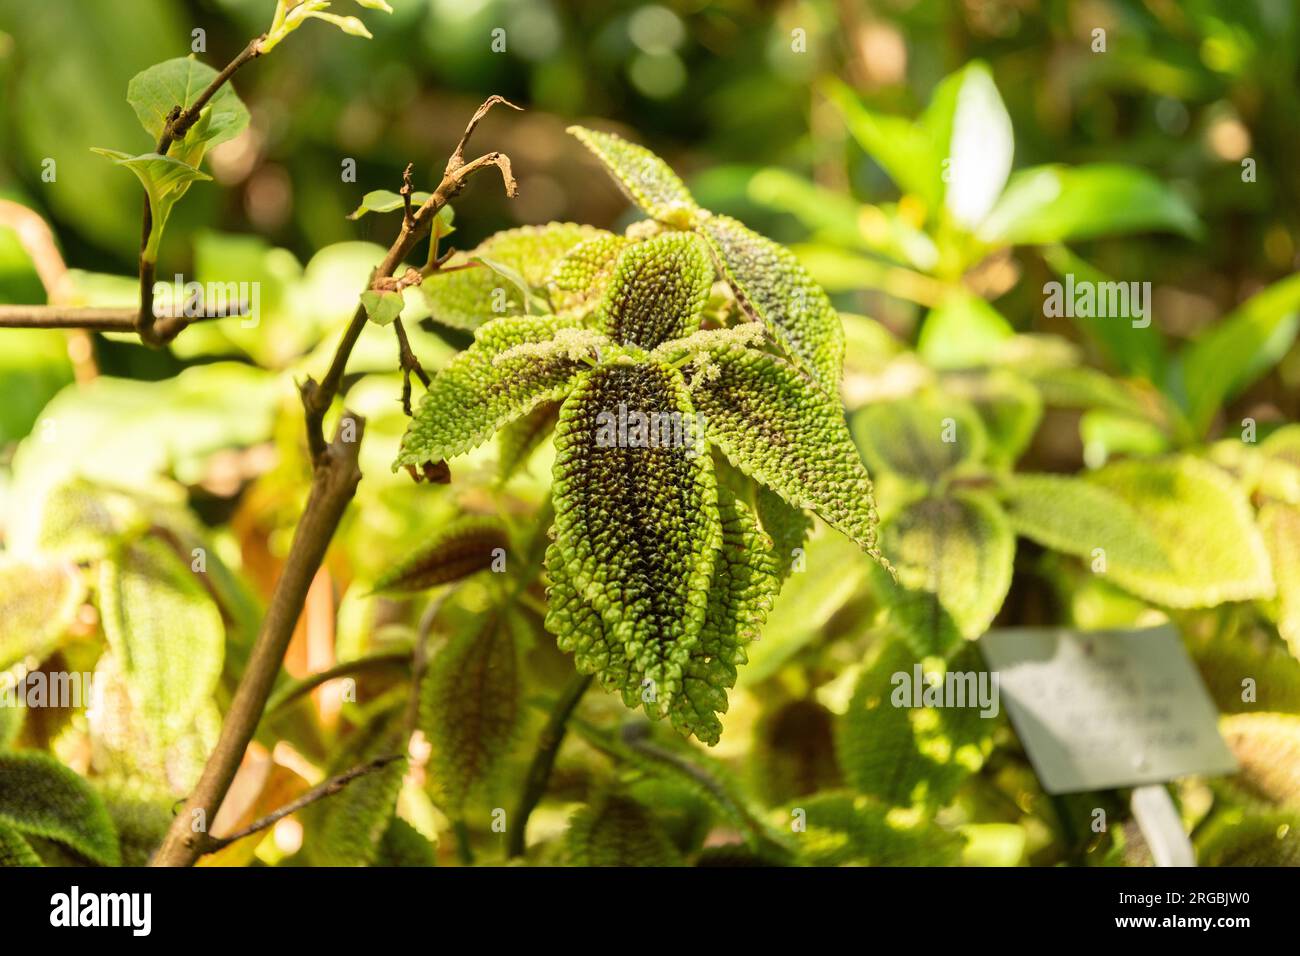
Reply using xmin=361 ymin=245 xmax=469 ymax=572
xmin=394 ymin=129 xmax=889 ymax=744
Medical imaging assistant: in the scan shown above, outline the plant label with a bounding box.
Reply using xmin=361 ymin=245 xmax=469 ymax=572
xmin=979 ymin=624 xmax=1237 ymax=794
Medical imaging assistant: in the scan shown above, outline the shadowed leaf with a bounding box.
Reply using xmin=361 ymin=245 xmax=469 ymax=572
xmin=0 ymin=752 xmax=119 ymax=866
xmin=372 ymin=516 xmax=508 ymax=593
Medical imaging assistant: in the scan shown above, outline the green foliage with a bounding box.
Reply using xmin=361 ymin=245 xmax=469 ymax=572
xmin=876 ymin=492 xmax=1014 ymax=653
xmin=126 ymin=57 xmax=250 ymax=156
xmin=89 ymin=150 xmax=212 ymax=262
xmin=418 ymin=614 xmax=521 ymax=813
xmin=372 ymin=516 xmax=508 ymax=593
xmin=563 ymin=792 xmax=684 ymax=866
xmin=98 ymin=537 xmax=225 ymax=748
xmin=837 ymin=640 xmax=994 ymax=810
xmin=0 ymin=752 xmax=119 ymax=866
xmin=792 ymin=792 xmax=965 ymax=866
xmin=0 ymin=557 xmax=84 ymax=670
xmin=853 ymin=393 xmax=987 ymax=485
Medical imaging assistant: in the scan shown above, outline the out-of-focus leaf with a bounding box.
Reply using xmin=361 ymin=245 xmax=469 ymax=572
xmin=942 ymin=370 xmax=1042 ymax=468
xmin=374 ymin=816 xmax=436 ymax=867
xmin=418 ymin=613 xmax=520 ymax=813
xmin=1079 ymin=408 xmax=1170 ymax=466
xmin=822 ymin=78 xmax=940 ymax=209
xmin=0 ymin=752 xmax=119 ymax=866
xmin=423 ymin=224 xmax=605 ymax=330
xmin=1195 ymin=807 xmax=1300 ymax=866
xmin=875 ymin=492 xmax=1014 ymax=653
xmin=1177 ymin=273 xmax=1300 ymax=436
xmin=98 ymin=537 xmax=225 ymax=747
xmin=1188 ymin=625 xmax=1300 ymax=716
xmin=346 ymin=189 xmax=434 ymax=220
xmin=564 ymin=793 xmax=683 ymax=866
xmin=853 ymin=392 xmax=987 ymax=484
xmin=979 ymin=165 xmax=1202 ymax=245
xmin=302 ymin=710 xmax=408 ymax=867
xmin=0 ymin=823 xmax=41 ymax=867
xmin=754 ymin=484 xmax=813 ymax=582
xmin=0 ymin=327 xmax=74 ymax=446
xmin=0 ymin=557 xmax=84 ymax=670
xmin=791 ymin=791 xmax=965 ymax=866
xmin=496 ymin=400 xmax=559 ymax=483
xmin=836 ymin=640 xmax=996 ymax=810
xmin=1259 ymin=502 xmax=1300 ymax=659
xmin=1088 ymin=456 xmax=1274 ymax=607
xmin=1220 ymin=713 xmax=1300 ymax=808
xmin=752 ymin=699 xmax=842 ymax=805
xmin=938 ymin=62 xmax=1014 ymax=230
xmin=372 ymin=516 xmax=508 ymax=593
xmin=917 ymin=293 xmax=1014 ymax=370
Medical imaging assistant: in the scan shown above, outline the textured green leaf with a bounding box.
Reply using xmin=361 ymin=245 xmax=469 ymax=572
xmin=496 ymin=400 xmax=560 ymax=482
xmin=753 ymin=699 xmax=842 ymax=805
xmin=943 ymin=370 xmax=1042 ymax=468
xmin=101 ymin=791 xmax=173 ymax=867
xmin=575 ymin=720 xmax=789 ymax=859
xmin=1220 ymin=713 xmax=1300 ymax=809
xmin=0 ymin=557 xmax=84 ymax=670
xmin=31 ymin=479 xmax=150 ymax=562
xmin=1195 ymin=807 xmax=1300 ymax=866
xmin=126 ymin=57 xmax=249 ymax=153
xmin=418 ymin=614 xmax=520 ymax=812
xmin=1260 ymin=503 xmax=1300 ymax=659
xmin=1088 ymin=456 xmax=1274 ymax=607
xmin=595 ymin=232 xmax=712 ymax=349
xmin=679 ymin=488 xmax=779 ymax=744
xmin=792 ymin=791 xmax=965 ymax=866
xmin=98 ymin=537 xmax=225 ymax=747
xmin=567 ymin=126 xmax=701 ymax=226
xmin=876 ymin=492 xmax=1014 ymax=653
xmin=754 ymin=484 xmax=813 ymax=582
xmin=374 ymin=816 xmax=436 ymax=867
xmin=700 ymin=214 xmax=845 ymax=390
xmin=372 ymin=516 xmax=509 ymax=593
xmin=394 ymin=314 xmax=592 ymax=472
xmin=346 ymin=189 xmax=434 ymax=220
xmin=303 ymin=710 xmax=408 ymax=867
xmin=836 ymin=640 xmax=995 ymax=810
xmin=1003 ymin=472 xmax=1171 ymax=584
xmin=90 ymin=149 xmax=211 ymax=261
xmin=0 ymin=752 xmax=119 ymax=866
xmin=564 ymin=793 xmax=684 ymax=866
xmin=979 ymin=164 xmax=1202 ymax=245
xmin=853 ymin=392 xmax=988 ymax=484
xmin=689 ymin=345 xmax=882 ymax=562
xmin=0 ymin=822 xmax=41 ymax=867
xmin=545 ymin=363 xmax=720 ymax=735
xmin=548 ymin=233 xmax=630 ymax=311
xmin=422 ymin=223 xmax=605 ymax=330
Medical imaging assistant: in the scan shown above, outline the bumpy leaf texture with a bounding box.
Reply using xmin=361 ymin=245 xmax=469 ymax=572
xmin=372 ymin=516 xmax=508 ymax=593
xmin=699 ymin=214 xmax=845 ymax=391
xmin=422 ymin=223 xmax=606 ymax=329
xmin=689 ymin=344 xmax=883 ymax=562
xmin=546 ymin=363 xmax=720 ymax=736
xmin=596 ymin=232 xmax=712 ymax=349
xmin=549 ymin=233 xmax=630 ymax=312
xmin=418 ymin=613 xmax=521 ymax=812
xmin=0 ymin=752 xmax=120 ymax=866
xmin=567 ymin=126 xmax=701 ymax=226
xmin=564 ymin=793 xmax=683 ymax=866
xmin=395 ymin=314 xmax=594 ymax=472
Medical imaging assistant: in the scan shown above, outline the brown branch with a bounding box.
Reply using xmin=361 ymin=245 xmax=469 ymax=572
xmin=150 ymin=97 xmax=520 ymax=868
xmin=0 ymin=305 xmax=226 ymax=338
xmin=151 ymin=414 xmax=365 ymax=867
xmin=197 ymin=754 xmax=403 ymax=855
xmin=393 ymin=316 xmax=431 ymax=417
xmin=301 ymin=95 xmax=521 ymax=463
xmin=135 ymin=36 xmax=265 ymax=347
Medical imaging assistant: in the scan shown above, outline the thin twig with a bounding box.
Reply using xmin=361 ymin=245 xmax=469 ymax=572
xmin=199 ymin=754 xmax=403 ymax=854
xmin=507 ymin=672 xmax=593 ymax=858
xmin=150 ymin=97 xmax=520 ymax=867
xmin=264 ymin=650 xmax=412 ymax=721
xmin=301 ymin=96 xmax=521 ymax=463
xmin=393 ymin=316 xmax=431 ymax=417
xmin=0 ymin=306 xmax=227 ymax=337
xmin=135 ymin=36 xmax=265 ymax=346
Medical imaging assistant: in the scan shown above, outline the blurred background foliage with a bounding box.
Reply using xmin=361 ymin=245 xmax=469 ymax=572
xmin=1 ymin=0 xmax=1299 ymax=868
